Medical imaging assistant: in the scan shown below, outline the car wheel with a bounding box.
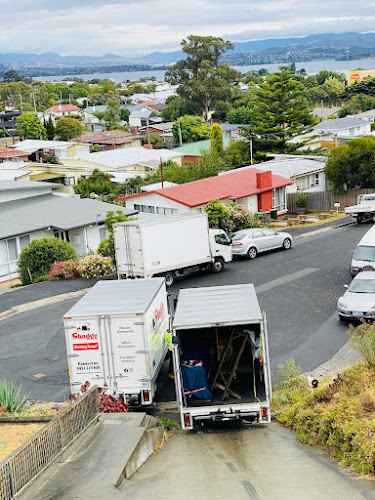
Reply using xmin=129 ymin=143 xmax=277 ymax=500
xmin=339 ymin=315 xmax=347 ymax=323
xmin=164 ymin=272 xmax=175 ymax=286
xmin=247 ymin=247 xmax=257 ymax=259
xmin=282 ymin=238 xmax=292 ymax=250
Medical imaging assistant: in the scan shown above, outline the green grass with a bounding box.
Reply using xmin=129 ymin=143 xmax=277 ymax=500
xmin=272 ymin=364 xmax=375 ymax=475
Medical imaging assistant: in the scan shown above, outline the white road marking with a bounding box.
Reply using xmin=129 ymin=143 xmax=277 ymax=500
xmin=256 ymin=268 xmax=320 ymax=294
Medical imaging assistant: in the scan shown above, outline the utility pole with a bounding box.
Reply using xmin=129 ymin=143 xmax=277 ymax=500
xmin=160 ymin=157 xmax=164 ymax=188
xmin=250 ymin=136 xmax=253 ymax=165
xmin=31 ymin=92 xmax=36 ymax=113
xmin=178 ymin=121 xmax=183 ymax=146
xmin=321 ymin=99 xmax=324 ymax=121
xmin=19 ymin=94 xmax=23 ymax=113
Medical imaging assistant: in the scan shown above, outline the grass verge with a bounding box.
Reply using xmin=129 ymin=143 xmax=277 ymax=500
xmin=273 ymin=363 xmax=375 ymax=475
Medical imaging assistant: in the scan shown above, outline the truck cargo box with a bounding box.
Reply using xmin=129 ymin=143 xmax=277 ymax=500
xmin=63 ymin=279 xmax=169 ymax=405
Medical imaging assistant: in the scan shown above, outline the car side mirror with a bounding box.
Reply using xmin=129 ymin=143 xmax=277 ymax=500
xmin=344 ymin=284 xmax=349 ymax=288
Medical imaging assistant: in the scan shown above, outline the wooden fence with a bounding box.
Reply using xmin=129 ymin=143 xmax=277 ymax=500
xmin=287 ymin=188 xmax=375 ymax=213
xmin=0 ymin=386 xmax=100 ymax=500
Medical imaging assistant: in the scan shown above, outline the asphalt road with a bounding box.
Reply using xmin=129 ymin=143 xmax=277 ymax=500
xmin=121 ymin=423 xmax=375 ymax=500
xmin=0 ymin=222 xmax=370 ymax=401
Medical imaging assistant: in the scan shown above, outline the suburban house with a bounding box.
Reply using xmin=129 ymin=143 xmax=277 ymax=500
xmin=139 ymin=122 xmax=174 ymax=145
xmin=12 ymin=140 xmax=90 ymax=162
xmin=173 ymin=138 xmax=232 ymax=164
xmin=74 ymin=131 xmax=142 ymax=151
xmin=46 ymin=104 xmax=81 ymax=118
xmin=0 ymin=110 xmax=21 ymax=130
xmin=0 ymin=180 xmax=137 ymax=283
xmin=81 ymin=105 xmax=109 ymax=132
xmin=129 ymin=108 xmax=161 ymax=131
xmin=0 ymin=148 xmax=29 ymax=163
xmin=291 ymin=116 xmax=372 ymax=150
xmin=220 ymin=124 xmax=249 ymax=139
xmin=221 ymin=155 xmax=328 ymax=193
xmin=62 ymin=146 xmax=184 ymax=176
xmin=117 ymin=168 xmax=292 ymax=216
xmin=0 ymin=162 xmax=32 ymax=182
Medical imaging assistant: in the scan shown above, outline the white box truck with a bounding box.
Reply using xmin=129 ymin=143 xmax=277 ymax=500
xmin=171 ymin=284 xmax=272 ymax=430
xmin=345 ymin=193 xmax=375 ymax=223
xmin=113 ymin=213 xmax=232 ymax=286
xmin=63 ymin=279 xmax=169 ymax=405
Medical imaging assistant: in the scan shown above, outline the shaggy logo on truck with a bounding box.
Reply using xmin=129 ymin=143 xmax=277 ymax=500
xmin=151 ymin=303 xmax=165 ymax=334
xmin=72 ymin=332 xmax=99 ymax=351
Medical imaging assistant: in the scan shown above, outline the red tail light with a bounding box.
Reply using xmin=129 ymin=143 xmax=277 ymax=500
xmin=232 ymin=242 xmax=243 ymax=246
xmin=143 ymin=390 xmax=150 ymax=402
xmin=184 ymin=413 xmax=191 ymax=426
xmin=262 ymin=407 xmax=268 ymax=420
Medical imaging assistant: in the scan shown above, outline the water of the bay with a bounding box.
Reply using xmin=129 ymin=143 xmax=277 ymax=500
xmin=39 ymin=58 xmax=375 ymax=83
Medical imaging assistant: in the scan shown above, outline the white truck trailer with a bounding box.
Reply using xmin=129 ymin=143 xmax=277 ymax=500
xmin=345 ymin=193 xmax=375 ymax=223
xmin=113 ymin=214 xmax=232 ymax=286
xmin=171 ymin=284 xmax=272 ymax=430
xmin=63 ymin=279 xmax=169 ymax=405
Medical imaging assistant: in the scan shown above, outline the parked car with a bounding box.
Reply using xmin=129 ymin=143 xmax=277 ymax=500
xmin=231 ymin=228 xmax=293 ymax=259
xmin=337 ymin=271 xmax=375 ymax=321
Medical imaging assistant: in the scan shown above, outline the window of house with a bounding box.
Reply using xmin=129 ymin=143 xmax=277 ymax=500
xmin=68 ymin=177 xmax=75 ymax=186
xmin=156 ymin=207 xmax=164 ymax=215
xmin=99 ymin=226 xmax=107 ymax=241
xmin=171 ymin=209 xmax=179 ymax=214
xmin=7 ymin=238 xmax=18 ymax=262
xmin=134 ymin=204 xmax=140 ymax=211
xmin=272 ymin=187 xmax=286 ymax=211
xmin=20 ymin=235 xmax=30 ymax=249
xmin=148 ymin=206 xmax=155 ymax=213
xmin=315 ymin=173 xmax=319 ymax=185
xmin=164 ymin=208 xmax=173 ymax=215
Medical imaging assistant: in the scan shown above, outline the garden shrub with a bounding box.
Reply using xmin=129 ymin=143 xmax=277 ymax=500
xmin=348 ymin=322 xmax=375 ymax=368
xmin=77 ymin=254 xmax=116 ymax=279
xmin=18 ymin=237 xmax=77 ymax=285
xmin=49 ymin=260 xmax=80 ymax=280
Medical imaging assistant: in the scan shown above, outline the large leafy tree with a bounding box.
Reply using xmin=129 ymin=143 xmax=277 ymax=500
xmin=325 ymin=137 xmax=375 ymax=194
xmin=165 ymin=35 xmax=241 ymax=120
xmin=55 ymin=117 xmax=85 ymax=141
xmin=172 ymin=115 xmax=210 ymax=143
xmin=16 ymin=112 xmax=46 ymax=139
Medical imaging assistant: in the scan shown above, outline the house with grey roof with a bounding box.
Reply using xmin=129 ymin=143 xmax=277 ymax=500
xmin=313 ymin=116 xmax=371 ymax=136
xmin=128 ymin=107 xmax=161 ymax=130
xmin=219 ymin=155 xmax=328 ymax=193
xmin=0 ymin=180 xmax=137 ymax=283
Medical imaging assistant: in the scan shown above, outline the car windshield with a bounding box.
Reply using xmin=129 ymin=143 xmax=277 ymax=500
xmin=354 ymin=246 xmax=375 ymax=261
xmin=232 ymin=231 xmax=251 ymax=241
xmin=349 ymin=279 xmax=375 ymax=294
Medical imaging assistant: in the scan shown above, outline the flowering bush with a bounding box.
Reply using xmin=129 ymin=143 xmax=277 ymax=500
xmin=77 ymin=254 xmax=116 ymax=279
xmin=227 ymin=204 xmax=267 ymax=231
xmin=49 ymin=260 xmax=80 ymax=280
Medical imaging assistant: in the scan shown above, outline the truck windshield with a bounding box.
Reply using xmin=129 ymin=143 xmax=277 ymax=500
xmin=354 ymin=246 xmax=375 ymax=261
xmin=349 ymin=279 xmax=375 ymax=293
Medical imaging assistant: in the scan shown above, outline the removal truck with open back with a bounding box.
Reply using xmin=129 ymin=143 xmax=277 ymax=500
xmin=113 ymin=213 xmax=232 ymax=286
xmin=63 ymin=279 xmax=169 ymax=405
xmin=171 ymin=284 xmax=272 ymax=430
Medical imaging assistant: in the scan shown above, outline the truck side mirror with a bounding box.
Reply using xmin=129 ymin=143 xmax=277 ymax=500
xmin=344 ymin=284 xmax=349 ymax=288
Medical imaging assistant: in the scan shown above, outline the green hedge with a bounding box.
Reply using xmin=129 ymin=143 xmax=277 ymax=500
xmin=18 ymin=237 xmax=77 ymax=285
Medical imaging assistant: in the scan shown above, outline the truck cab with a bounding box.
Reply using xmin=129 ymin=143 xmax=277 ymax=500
xmin=209 ymin=229 xmax=233 ymax=265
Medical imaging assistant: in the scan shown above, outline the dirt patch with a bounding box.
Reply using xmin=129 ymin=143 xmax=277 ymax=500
xmin=0 ymin=423 xmax=44 ymax=461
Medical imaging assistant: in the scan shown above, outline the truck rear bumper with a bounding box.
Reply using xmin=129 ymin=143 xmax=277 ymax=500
xmin=181 ymin=402 xmax=270 ymax=429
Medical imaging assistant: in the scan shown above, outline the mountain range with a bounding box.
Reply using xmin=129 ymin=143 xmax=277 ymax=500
xmin=1 ymin=32 xmax=375 ymax=70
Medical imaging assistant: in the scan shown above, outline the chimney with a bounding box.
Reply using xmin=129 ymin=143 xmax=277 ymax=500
xmin=256 ymin=171 xmax=272 ymax=189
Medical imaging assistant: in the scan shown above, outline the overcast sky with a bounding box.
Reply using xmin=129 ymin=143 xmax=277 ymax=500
xmin=1 ymin=0 xmax=374 ymax=56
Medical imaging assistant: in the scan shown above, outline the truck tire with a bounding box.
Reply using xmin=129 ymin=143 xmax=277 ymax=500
xmin=212 ymin=258 xmax=224 ymax=273
xmin=164 ymin=272 xmax=175 ymax=286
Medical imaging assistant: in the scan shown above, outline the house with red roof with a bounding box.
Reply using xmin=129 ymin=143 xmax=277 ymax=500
xmin=0 ymin=148 xmax=29 ymax=163
xmin=46 ymin=104 xmax=81 ymax=118
xmin=116 ymin=168 xmax=293 ymax=216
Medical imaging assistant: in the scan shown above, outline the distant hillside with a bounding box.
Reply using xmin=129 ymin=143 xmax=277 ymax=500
xmin=1 ymin=32 xmax=375 ymax=71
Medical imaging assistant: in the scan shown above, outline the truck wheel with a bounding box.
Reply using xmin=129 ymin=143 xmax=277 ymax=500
xmin=212 ymin=259 xmax=224 ymax=273
xmin=164 ymin=272 xmax=175 ymax=286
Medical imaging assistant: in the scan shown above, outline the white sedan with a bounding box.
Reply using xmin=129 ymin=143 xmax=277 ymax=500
xmin=337 ymin=271 xmax=375 ymax=321
xmin=231 ymin=228 xmax=293 ymax=259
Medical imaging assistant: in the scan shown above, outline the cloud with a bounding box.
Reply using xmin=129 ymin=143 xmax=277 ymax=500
xmin=0 ymin=0 xmax=373 ymax=56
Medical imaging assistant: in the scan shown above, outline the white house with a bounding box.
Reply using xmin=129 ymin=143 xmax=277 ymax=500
xmin=117 ymin=168 xmax=292 ymax=216
xmin=313 ymin=116 xmax=371 ymax=137
xmin=13 ymin=140 xmax=90 ymax=163
xmin=128 ymin=108 xmax=161 ymax=130
xmin=221 ymin=155 xmax=328 ymax=193
xmin=0 ymin=180 xmax=137 ymax=283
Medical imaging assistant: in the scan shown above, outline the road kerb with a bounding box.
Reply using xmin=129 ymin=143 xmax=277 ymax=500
xmin=0 ymin=288 xmax=91 ymax=321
